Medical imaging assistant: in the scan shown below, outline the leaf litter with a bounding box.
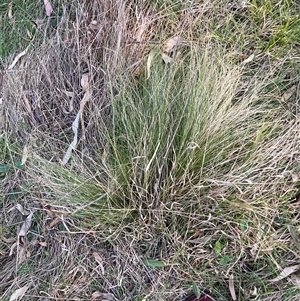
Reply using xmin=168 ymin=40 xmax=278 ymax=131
xmin=240 ymin=53 xmax=255 ymax=66
xmin=9 ymin=285 xmax=30 ymax=301
xmin=270 ymin=265 xmax=300 ymax=282
xmin=161 ymin=35 xmax=183 ymax=64
xmin=91 ymin=292 xmax=117 ymax=301
xmin=43 ymin=0 xmax=53 ymax=17
xmin=93 ymin=252 xmax=105 ymax=275
xmin=14 ymin=204 xmax=30 ymax=216
xmin=18 ymin=211 xmax=33 ymax=237
xmin=62 ymin=73 xmax=91 ymax=165
xmin=163 ymin=35 xmax=182 ymax=53
xmin=8 ymin=2 xmax=13 ymax=19
xmin=228 ymin=274 xmax=237 ymax=300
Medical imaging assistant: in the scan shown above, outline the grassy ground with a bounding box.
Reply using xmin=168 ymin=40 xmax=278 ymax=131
xmin=1 ymin=1 xmax=300 ymax=300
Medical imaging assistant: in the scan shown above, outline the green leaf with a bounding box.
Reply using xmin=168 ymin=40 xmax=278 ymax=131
xmin=192 ymin=281 xmax=201 ymax=298
xmin=239 ymin=220 xmax=248 ymax=232
xmin=214 ymin=241 xmax=222 ymax=254
xmin=143 ymin=259 xmax=165 ymax=267
xmin=220 ymin=255 xmax=232 ymax=265
xmin=0 ymin=164 xmax=11 ymax=174
xmin=14 ymin=161 xmax=25 ymax=170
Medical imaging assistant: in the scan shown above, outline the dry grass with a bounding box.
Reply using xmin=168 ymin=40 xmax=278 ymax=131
xmin=1 ymin=1 xmax=300 ymax=301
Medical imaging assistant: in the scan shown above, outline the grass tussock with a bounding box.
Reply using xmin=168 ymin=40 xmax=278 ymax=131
xmin=18 ymin=42 xmax=299 ymax=300
xmin=1 ymin=0 xmax=300 ymax=300
xmin=27 ymin=44 xmax=299 ymax=225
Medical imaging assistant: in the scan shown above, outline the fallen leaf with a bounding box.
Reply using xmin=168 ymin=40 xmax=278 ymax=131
xmin=89 ymin=20 xmax=101 ymax=30
xmin=163 ymin=36 xmax=181 ymax=53
xmin=228 ymin=274 xmax=237 ymax=300
xmin=21 ymin=145 xmax=29 ymax=165
xmin=240 ymin=53 xmax=255 ymax=66
xmin=61 ymin=89 xmax=75 ymax=98
xmin=250 ymin=286 xmax=257 ymax=296
xmin=15 ymin=204 xmax=30 ymax=216
xmin=9 ymin=285 xmax=29 ymax=301
xmin=91 ymin=292 xmax=116 ymax=301
xmin=188 ymin=236 xmax=212 ymax=245
xmin=93 ymin=252 xmax=105 ymax=275
xmin=61 ymin=112 xmax=80 ymax=165
xmin=133 ymin=65 xmax=144 ymax=78
xmin=62 ymin=76 xmax=91 ymax=165
xmin=135 ymin=18 xmax=149 ymax=42
xmin=291 ymin=173 xmax=298 ymax=183
xmin=43 ymin=0 xmax=53 ymax=17
xmin=282 ymin=85 xmax=297 ymax=101
xmin=80 ymin=73 xmax=89 ymax=92
xmin=9 ymin=242 xmax=17 ymax=256
xmin=23 ymin=95 xmax=32 ymax=113
xmin=39 ymin=241 xmax=47 ymax=247
xmin=8 ymin=2 xmax=13 ymax=19
xmin=270 ymin=265 xmax=300 ymax=282
xmin=162 ymin=53 xmax=172 ymax=64
xmin=250 ymin=243 xmax=258 ymax=257
xmin=8 ymin=48 xmax=28 ymax=70
xmin=18 ymin=212 xmax=33 ymax=237
xmin=44 ymin=217 xmax=62 ymax=231
xmin=17 ymin=245 xmax=29 ymax=265
xmin=146 ymin=50 xmax=155 ymax=79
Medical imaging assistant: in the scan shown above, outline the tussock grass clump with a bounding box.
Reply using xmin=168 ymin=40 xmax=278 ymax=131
xmin=1 ymin=0 xmax=300 ymax=300
xmin=23 ymin=44 xmax=299 ymax=300
xmin=34 ymin=45 xmax=297 ymax=223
